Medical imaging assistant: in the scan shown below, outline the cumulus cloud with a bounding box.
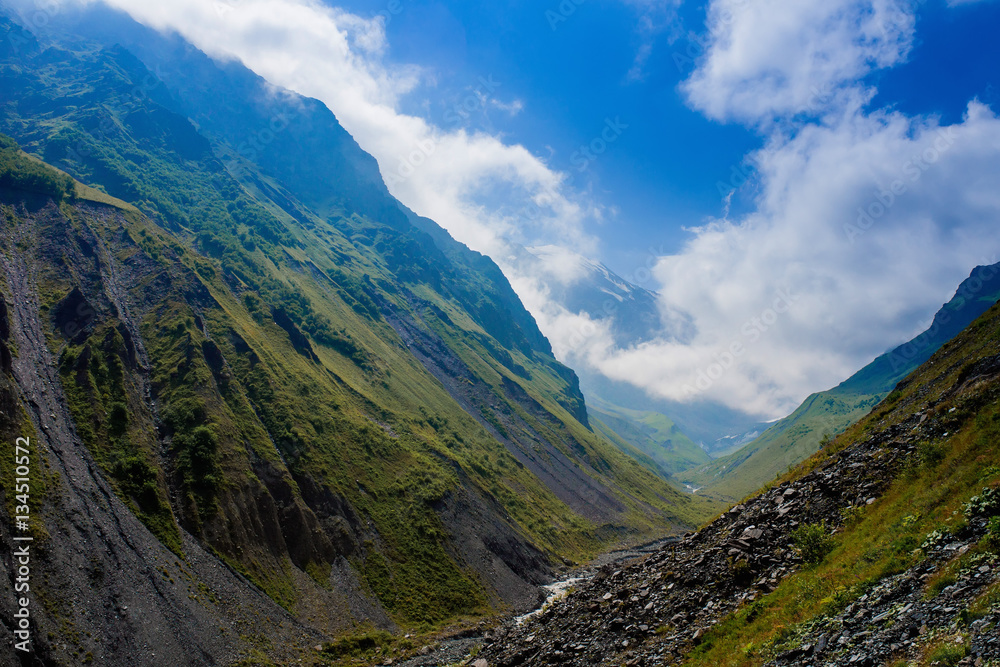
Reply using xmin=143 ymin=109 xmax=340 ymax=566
xmin=557 ymin=0 xmax=1000 ymax=418
xmin=35 ymin=0 xmax=596 ymax=260
xmin=682 ymin=0 xmax=915 ymax=123
xmin=574 ymin=102 xmax=1000 ymax=417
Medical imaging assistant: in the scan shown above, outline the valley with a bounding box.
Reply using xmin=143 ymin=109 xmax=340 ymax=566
xmin=0 ymin=3 xmax=997 ymax=667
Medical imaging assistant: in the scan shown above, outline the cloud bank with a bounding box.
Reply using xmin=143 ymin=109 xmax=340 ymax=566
xmin=555 ymin=0 xmax=1000 ymax=418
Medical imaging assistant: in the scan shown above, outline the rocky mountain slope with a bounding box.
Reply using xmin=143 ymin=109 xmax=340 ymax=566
xmin=679 ymin=261 xmax=1000 ymax=502
xmin=0 ymin=11 xmax=713 ymax=665
xmin=479 ymin=299 xmax=1000 ymax=666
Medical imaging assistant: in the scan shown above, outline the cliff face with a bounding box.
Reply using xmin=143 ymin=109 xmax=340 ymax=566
xmin=0 ymin=11 xmax=708 ymax=663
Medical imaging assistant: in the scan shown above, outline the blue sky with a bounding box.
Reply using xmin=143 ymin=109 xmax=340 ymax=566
xmin=328 ymin=0 xmax=759 ymax=273
xmin=21 ymin=0 xmax=1000 ymax=418
xmin=326 ymin=0 xmax=1000 ymax=276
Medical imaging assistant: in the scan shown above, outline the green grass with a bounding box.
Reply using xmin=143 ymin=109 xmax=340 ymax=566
xmin=0 ymin=34 xmax=716 ymax=637
xmin=677 ymin=389 xmax=881 ymax=501
xmin=681 ymin=262 xmax=1000 ymax=503
xmin=589 ymin=396 xmax=711 ymax=477
xmin=680 ymin=302 xmax=1000 ymax=667
xmin=0 ymin=133 xmax=75 ymax=198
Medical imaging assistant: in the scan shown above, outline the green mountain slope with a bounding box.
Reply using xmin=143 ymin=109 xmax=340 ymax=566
xmin=588 ymin=395 xmax=711 ymax=478
xmin=684 ymin=299 xmax=1000 ymax=667
xmin=0 ymin=15 xmax=714 ymax=664
xmin=678 ymin=261 xmax=1000 ymax=501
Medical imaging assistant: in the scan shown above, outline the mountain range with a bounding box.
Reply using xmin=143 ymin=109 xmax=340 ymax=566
xmin=0 ymin=9 xmax=714 ymax=664
xmin=1 ymin=4 xmax=998 ymax=667
xmin=479 ymin=286 xmax=1000 ymax=667
xmin=519 ymin=229 xmax=1000 ymax=503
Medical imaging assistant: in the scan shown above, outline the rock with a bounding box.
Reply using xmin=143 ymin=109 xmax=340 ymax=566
xmin=472 ymin=659 xmax=488 ymax=667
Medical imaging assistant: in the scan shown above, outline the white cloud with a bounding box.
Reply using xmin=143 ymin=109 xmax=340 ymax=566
xmin=540 ymin=0 xmax=1000 ymax=419
xmin=36 ymin=0 xmax=596 ymax=260
xmin=572 ymin=102 xmax=1000 ymax=417
xmin=682 ymin=0 xmax=916 ymax=123
xmin=490 ymin=98 xmax=524 ymax=116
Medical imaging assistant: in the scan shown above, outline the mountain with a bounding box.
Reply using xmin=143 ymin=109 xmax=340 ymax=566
xmin=588 ymin=395 xmax=711 ymax=478
xmin=512 ymin=244 xmax=770 ymax=457
xmin=479 ymin=291 xmax=1000 ymax=667
xmin=678 ymin=260 xmax=1000 ymax=501
xmin=516 ymin=245 xmax=668 ymax=348
xmin=0 ymin=11 xmax=715 ymax=664
xmin=511 ymin=245 xmax=724 ymax=476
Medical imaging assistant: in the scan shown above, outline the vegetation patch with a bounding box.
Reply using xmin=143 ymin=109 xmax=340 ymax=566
xmin=0 ymin=133 xmax=75 ymax=199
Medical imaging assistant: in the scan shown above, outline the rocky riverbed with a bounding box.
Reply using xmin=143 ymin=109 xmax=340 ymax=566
xmin=401 ymin=401 xmax=1000 ymax=667
xmin=385 ymin=537 xmax=680 ymax=667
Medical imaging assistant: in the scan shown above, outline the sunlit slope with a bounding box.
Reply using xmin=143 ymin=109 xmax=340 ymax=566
xmin=0 ymin=14 xmax=712 ymax=645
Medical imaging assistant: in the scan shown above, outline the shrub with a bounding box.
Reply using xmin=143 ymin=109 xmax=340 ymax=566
xmin=840 ymin=505 xmax=866 ymax=525
xmin=790 ymin=522 xmax=835 ymax=565
xmin=922 ymin=529 xmax=948 ymax=550
xmin=964 ymin=486 xmax=1000 ymax=520
xmin=927 ymin=641 xmax=969 ymax=666
xmin=984 ymin=517 xmax=1000 ymax=554
xmin=108 ymin=402 xmax=129 ymax=437
xmin=728 ymin=557 xmax=753 ymax=585
xmin=918 ymin=440 xmax=946 ymax=468
xmin=320 ymin=630 xmax=393 ymax=658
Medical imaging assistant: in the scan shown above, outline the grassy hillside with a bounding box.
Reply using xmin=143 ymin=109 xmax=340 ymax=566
xmin=677 ymin=390 xmax=881 ymax=500
xmin=683 ymin=300 xmax=1000 ymax=666
xmin=679 ymin=262 xmax=1000 ymax=501
xmin=589 ymin=395 xmax=711 ymax=478
xmin=0 ymin=15 xmax=714 ymax=660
